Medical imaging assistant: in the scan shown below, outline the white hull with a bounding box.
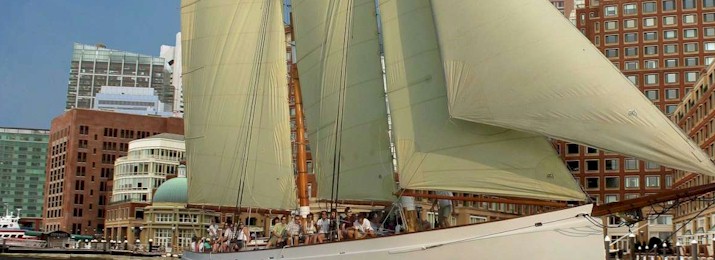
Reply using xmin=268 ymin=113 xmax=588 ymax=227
xmin=183 ymin=204 xmax=603 ymax=260
xmin=1 ymin=238 xmax=47 ymax=248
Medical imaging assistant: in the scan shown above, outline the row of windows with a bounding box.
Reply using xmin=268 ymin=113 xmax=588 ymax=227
xmin=605 ymin=43 xmax=714 ymax=59
xmin=567 ymin=158 xmax=662 ymax=172
xmin=599 ymin=14 xmax=715 ymax=32
xmin=600 ymin=29 xmax=715 ymax=46
xmin=603 ymin=0 xmax=715 ymax=18
xmin=583 ymin=175 xmax=672 ymax=190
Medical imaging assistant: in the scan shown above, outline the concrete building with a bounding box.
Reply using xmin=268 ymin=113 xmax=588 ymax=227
xmin=94 ymin=86 xmax=172 ymax=117
xmin=160 ymin=33 xmax=184 ymax=117
xmin=670 ymin=61 xmax=715 ymax=248
xmin=104 ymin=134 xmax=185 ymax=244
xmin=551 ymin=0 xmax=576 ymax=18
xmin=0 ymin=127 xmax=50 ymax=218
xmin=66 ymin=43 xmax=173 ymax=112
xmin=42 ymin=109 xmax=183 ymax=235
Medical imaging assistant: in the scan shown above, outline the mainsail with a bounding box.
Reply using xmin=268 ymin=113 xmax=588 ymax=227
xmin=379 ymin=0 xmax=586 ymax=201
xmin=293 ymin=0 xmax=396 ymax=202
xmin=181 ymin=0 xmax=296 ymax=210
xmin=431 ymin=0 xmax=715 ymax=176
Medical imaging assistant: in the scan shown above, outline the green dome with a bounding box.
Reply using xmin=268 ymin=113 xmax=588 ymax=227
xmin=153 ymin=177 xmax=188 ymax=204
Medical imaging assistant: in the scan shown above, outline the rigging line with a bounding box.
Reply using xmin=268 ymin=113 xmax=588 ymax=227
xmin=332 ymin=0 xmax=356 ymax=206
xmin=318 ymin=0 xmax=340 ymax=211
xmin=663 ymin=196 xmax=715 ymax=244
xmin=235 ymin=0 xmax=273 ymax=211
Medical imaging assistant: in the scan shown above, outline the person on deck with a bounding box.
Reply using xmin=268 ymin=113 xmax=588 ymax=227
xmin=266 ymin=217 xmax=287 ymax=248
xmin=286 ymin=215 xmax=303 ymax=246
xmin=316 ymin=211 xmax=330 ymax=243
xmin=329 ymin=209 xmax=341 ymax=241
xmin=430 ymin=190 xmax=454 ymax=228
xmin=304 ymin=213 xmax=318 ymax=244
xmin=221 ymin=222 xmax=234 ymax=252
xmin=235 ymin=222 xmax=250 ymax=251
xmin=350 ymin=212 xmax=376 ymax=239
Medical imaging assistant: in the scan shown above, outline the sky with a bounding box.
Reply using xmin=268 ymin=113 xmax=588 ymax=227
xmin=0 ymin=0 xmax=180 ymax=129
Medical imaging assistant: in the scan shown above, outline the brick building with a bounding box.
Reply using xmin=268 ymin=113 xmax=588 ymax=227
xmin=43 ymin=109 xmax=183 ymax=235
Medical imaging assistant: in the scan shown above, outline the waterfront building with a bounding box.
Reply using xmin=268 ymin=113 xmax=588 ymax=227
xmin=0 ymin=127 xmax=49 ymax=218
xmin=104 ymin=133 xmax=185 ymax=243
xmin=93 ymin=86 xmax=172 ymax=117
xmin=66 ymin=43 xmax=173 ymax=112
xmin=42 ymin=109 xmax=183 ymax=235
xmin=670 ymin=61 xmax=715 ymax=246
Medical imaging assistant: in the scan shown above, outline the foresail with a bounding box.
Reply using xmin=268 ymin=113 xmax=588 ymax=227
xmin=181 ymin=0 xmax=296 ymax=210
xmin=379 ymin=0 xmax=586 ymax=201
xmin=431 ymin=0 xmax=715 ymax=175
xmin=293 ymin=0 xmax=396 ymax=202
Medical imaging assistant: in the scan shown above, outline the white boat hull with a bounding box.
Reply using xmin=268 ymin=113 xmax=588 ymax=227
xmin=183 ymin=204 xmax=603 ymax=260
xmin=1 ymin=237 xmax=47 ymax=248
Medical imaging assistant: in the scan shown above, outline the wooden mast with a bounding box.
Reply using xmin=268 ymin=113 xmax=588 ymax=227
xmin=288 ymin=15 xmax=310 ymax=217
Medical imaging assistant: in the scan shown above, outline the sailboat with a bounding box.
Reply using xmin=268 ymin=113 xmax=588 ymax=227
xmin=180 ymin=0 xmax=715 ymax=259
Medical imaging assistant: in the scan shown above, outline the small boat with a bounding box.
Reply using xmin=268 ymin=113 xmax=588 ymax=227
xmin=0 ymin=208 xmax=46 ymax=248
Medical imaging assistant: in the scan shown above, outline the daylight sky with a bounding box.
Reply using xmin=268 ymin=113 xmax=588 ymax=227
xmin=0 ymin=0 xmax=180 ymax=129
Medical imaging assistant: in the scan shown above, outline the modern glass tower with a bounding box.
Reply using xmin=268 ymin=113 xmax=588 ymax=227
xmin=66 ymin=43 xmax=174 ymax=111
xmin=0 ymin=127 xmax=49 ymax=218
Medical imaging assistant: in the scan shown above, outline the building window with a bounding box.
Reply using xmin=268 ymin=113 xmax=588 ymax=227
xmin=705 ymin=13 xmax=715 ymax=22
xmin=662 ymin=0 xmax=676 ymax=11
xmin=586 ymin=147 xmax=598 ymax=154
xmin=683 ymin=0 xmax=697 ymax=9
xmin=664 ymin=30 xmax=678 ymax=39
xmin=706 ymin=42 xmax=715 ymax=51
xmin=645 ymin=60 xmax=658 ymax=68
xmin=663 ymin=16 xmax=677 ymax=26
xmin=666 ymin=105 xmax=678 ymax=114
xmin=665 ymin=175 xmax=673 ymax=188
xmin=706 ymin=0 xmax=715 ymax=8
xmin=624 ymin=3 xmax=638 ymax=14
xmin=644 ymin=31 xmax=658 ymax=41
xmin=625 ymin=158 xmax=639 ymax=170
xmin=686 ymin=72 xmax=699 ymax=82
xmin=586 ymin=160 xmax=599 ymax=171
xmin=605 ymin=5 xmax=618 ymax=16
xmin=665 ymin=73 xmax=679 ymax=84
xmin=707 ymin=56 xmax=715 ymax=64
xmin=624 ymin=33 xmax=638 ymax=43
xmin=644 ymin=17 xmax=657 ymax=27
xmin=624 ymin=19 xmax=637 ymax=29
xmin=605 ymin=48 xmax=619 ymax=58
xmin=666 ymin=88 xmax=680 ymax=99
xmin=684 ymin=42 xmax=699 ymax=52
xmin=605 ymin=194 xmax=619 ymax=203
xmin=646 ymin=161 xmax=660 ymax=170
xmin=643 ymin=2 xmax=657 ymax=13
xmin=625 ymin=61 xmax=639 ymax=70
xmin=627 ymin=75 xmax=638 ymax=85
xmin=586 ymin=177 xmax=600 ymax=189
xmin=625 ymin=176 xmax=640 ymax=188
xmin=645 ymin=74 xmax=658 ymax=85
xmin=605 ymin=21 xmax=618 ymax=30
xmin=684 ymin=29 xmax=698 ymax=38
xmin=625 ymin=194 xmax=639 ymax=200
xmin=665 ymin=58 xmax=678 ymax=67
xmin=645 ymin=90 xmax=659 ymax=100
xmin=644 ymin=46 xmax=658 ymax=55
xmin=664 ymin=44 xmax=678 ymax=54
xmin=605 ymin=35 xmax=619 ymax=44
xmin=685 ymin=57 xmax=699 ymax=66
xmin=567 ymin=160 xmax=580 ymax=172
xmin=605 ymin=177 xmax=620 ymax=189
xmin=707 ymin=28 xmax=715 ymax=39
xmin=646 ymin=176 xmax=661 ymax=188
xmin=566 ymin=143 xmax=579 ymax=154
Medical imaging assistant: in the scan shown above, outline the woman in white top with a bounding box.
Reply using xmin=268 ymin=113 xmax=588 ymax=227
xmin=235 ymin=223 xmax=250 ymax=251
xmin=303 ymin=213 xmax=318 ymax=245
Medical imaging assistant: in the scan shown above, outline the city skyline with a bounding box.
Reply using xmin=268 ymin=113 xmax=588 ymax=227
xmin=0 ymin=1 xmax=179 ymax=129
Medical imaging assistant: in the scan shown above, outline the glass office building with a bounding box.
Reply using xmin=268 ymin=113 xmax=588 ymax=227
xmin=0 ymin=127 xmax=49 ymax=218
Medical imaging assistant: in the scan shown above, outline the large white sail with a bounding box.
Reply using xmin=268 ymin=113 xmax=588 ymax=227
xmin=432 ymin=0 xmax=715 ymax=176
xmin=293 ymin=0 xmax=396 ymax=202
xmin=379 ymin=0 xmax=586 ymax=201
xmin=181 ymin=0 xmax=296 ymax=210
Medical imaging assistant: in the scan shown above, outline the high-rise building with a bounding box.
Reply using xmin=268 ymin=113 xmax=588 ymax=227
xmin=572 ymin=0 xmax=715 ymax=242
xmin=160 ymin=33 xmax=184 ymax=117
xmin=0 ymin=127 xmax=49 ymax=218
xmin=43 ymin=109 xmax=183 ymax=235
xmin=94 ymin=86 xmax=173 ymax=117
xmin=551 ymin=0 xmax=576 ymax=18
xmin=66 ymin=43 xmax=174 ymax=112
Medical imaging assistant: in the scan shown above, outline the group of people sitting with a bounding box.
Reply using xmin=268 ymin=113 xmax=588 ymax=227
xmin=265 ymin=208 xmax=382 ymax=248
xmin=190 ymin=219 xmax=251 ymax=253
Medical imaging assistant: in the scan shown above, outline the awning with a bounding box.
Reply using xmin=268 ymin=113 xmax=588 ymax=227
xmin=71 ymin=234 xmax=94 ymax=241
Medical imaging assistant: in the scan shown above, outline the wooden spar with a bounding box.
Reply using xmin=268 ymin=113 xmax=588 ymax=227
xmin=397 ymin=191 xmax=569 ymax=208
xmin=315 ymin=199 xmax=393 ymax=207
xmin=288 ymin=15 xmax=310 ymax=210
xmin=186 ymin=204 xmax=292 ymax=215
xmin=591 ymin=182 xmax=715 ymax=216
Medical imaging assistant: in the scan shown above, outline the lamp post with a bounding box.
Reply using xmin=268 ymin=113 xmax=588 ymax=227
xmin=661 ymin=242 xmax=667 ymax=258
xmin=676 ymin=241 xmax=682 ymax=259
xmin=628 ymin=233 xmax=636 ymax=260
xmin=149 ymin=238 xmax=153 ymax=253
xmin=172 ymin=226 xmax=177 ymax=252
xmin=691 ymin=239 xmax=698 ymax=260
xmin=124 ymin=239 xmax=128 ymax=250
